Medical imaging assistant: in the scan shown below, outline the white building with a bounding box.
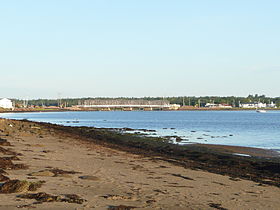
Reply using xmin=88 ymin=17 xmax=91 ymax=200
xmin=218 ymin=104 xmax=233 ymax=109
xmin=169 ymin=104 xmax=181 ymax=110
xmin=0 ymin=98 xmax=13 ymax=109
xmin=205 ymin=103 xmax=232 ymax=108
xmin=239 ymin=102 xmax=267 ymax=108
xmin=205 ymin=103 xmax=218 ymax=108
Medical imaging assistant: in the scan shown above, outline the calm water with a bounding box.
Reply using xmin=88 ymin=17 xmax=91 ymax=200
xmin=1 ymin=111 xmax=280 ymax=150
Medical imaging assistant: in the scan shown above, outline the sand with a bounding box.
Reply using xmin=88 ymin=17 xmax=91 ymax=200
xmin=0 ymin=118 xmax=279 ymax=210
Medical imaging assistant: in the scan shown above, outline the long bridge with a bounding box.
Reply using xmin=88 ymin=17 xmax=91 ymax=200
xmin=77 ymin=99 xmax=180 ymax=110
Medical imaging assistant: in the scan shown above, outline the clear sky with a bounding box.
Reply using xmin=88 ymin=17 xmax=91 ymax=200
xmin=0 ymin=0 xmax=279 ymax=99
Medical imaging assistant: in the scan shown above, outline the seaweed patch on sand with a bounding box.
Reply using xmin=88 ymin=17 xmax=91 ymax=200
xmin=18 ymin=192 xmax=86 ymax=204
xmin=0 ymin=180 xmax=44 ymax=193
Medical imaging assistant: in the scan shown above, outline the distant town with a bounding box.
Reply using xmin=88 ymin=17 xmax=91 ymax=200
xmin=0 ymin=95 xmax=279 ymax=112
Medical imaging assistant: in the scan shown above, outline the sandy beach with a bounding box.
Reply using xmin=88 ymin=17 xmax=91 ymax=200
xmin=0 ymin=118 xmax=279 ymax=210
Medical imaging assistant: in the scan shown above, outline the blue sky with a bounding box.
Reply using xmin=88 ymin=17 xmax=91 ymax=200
xmin=0 ymin=0 xmax=279 ymax=99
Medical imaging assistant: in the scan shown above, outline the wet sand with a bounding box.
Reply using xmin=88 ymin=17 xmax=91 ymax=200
xmin=0 ymin=118 xmax=279 ymax=209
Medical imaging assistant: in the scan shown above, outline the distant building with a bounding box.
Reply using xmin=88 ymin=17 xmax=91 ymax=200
xmin=218 ymin=104 xmax=233 ymax=109
xmin=205 ymin=103 xmax=218 ymax=108
xmin=205 ymin=103 xmax=232 ymax=108
xmin=239 ymin=102 xmax=267 ymax=108
xmin=0 ymin=98 xmax=13 ymax=109
xmin=168 ymin=104 xmax=181 ymax=110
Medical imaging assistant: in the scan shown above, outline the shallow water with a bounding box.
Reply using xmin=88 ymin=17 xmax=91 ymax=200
xmin=1 ymin=110 xmax=280 ymax=150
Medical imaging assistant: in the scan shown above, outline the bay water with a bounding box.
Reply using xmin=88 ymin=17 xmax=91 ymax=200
xmin=1 ymin=111 xmax=280 ymax=150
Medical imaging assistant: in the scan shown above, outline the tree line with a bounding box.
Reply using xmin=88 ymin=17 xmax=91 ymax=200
xmin=14 ymin=94 xmax=280 ymax=108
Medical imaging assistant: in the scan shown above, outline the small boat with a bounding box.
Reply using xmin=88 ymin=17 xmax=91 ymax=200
xmin=256 ymin=109 xmax=267 ymax=113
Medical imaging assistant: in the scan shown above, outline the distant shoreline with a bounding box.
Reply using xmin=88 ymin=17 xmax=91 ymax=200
xmin=1 ymin=107 xmax=280 ymax=113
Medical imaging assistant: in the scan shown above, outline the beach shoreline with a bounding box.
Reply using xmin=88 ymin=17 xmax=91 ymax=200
xmin=0 ymin=118 xmax=279 ymax=209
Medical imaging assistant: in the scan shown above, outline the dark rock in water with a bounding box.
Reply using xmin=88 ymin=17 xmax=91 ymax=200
xmin=122 ymin=128 xmax=135 ymax=131
xmin=191 ymin=131 xmax=196 ymax=133
xmin=170 ymin=128 xmax=176 ymax=130
xmin=163 ymin=128 xmax=168 ymax=129
xmin=229 ymin=134 xmax=233 ymax=136
xmin=175 ymin=137 xmax=183 ymax=142
xmin=138 ymin=129 xmax=156 ymax=132
xmin=163 ymin=136 xmax=175 ymax=139
xmin=197 ymin=137 xmax=203 ymax=140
